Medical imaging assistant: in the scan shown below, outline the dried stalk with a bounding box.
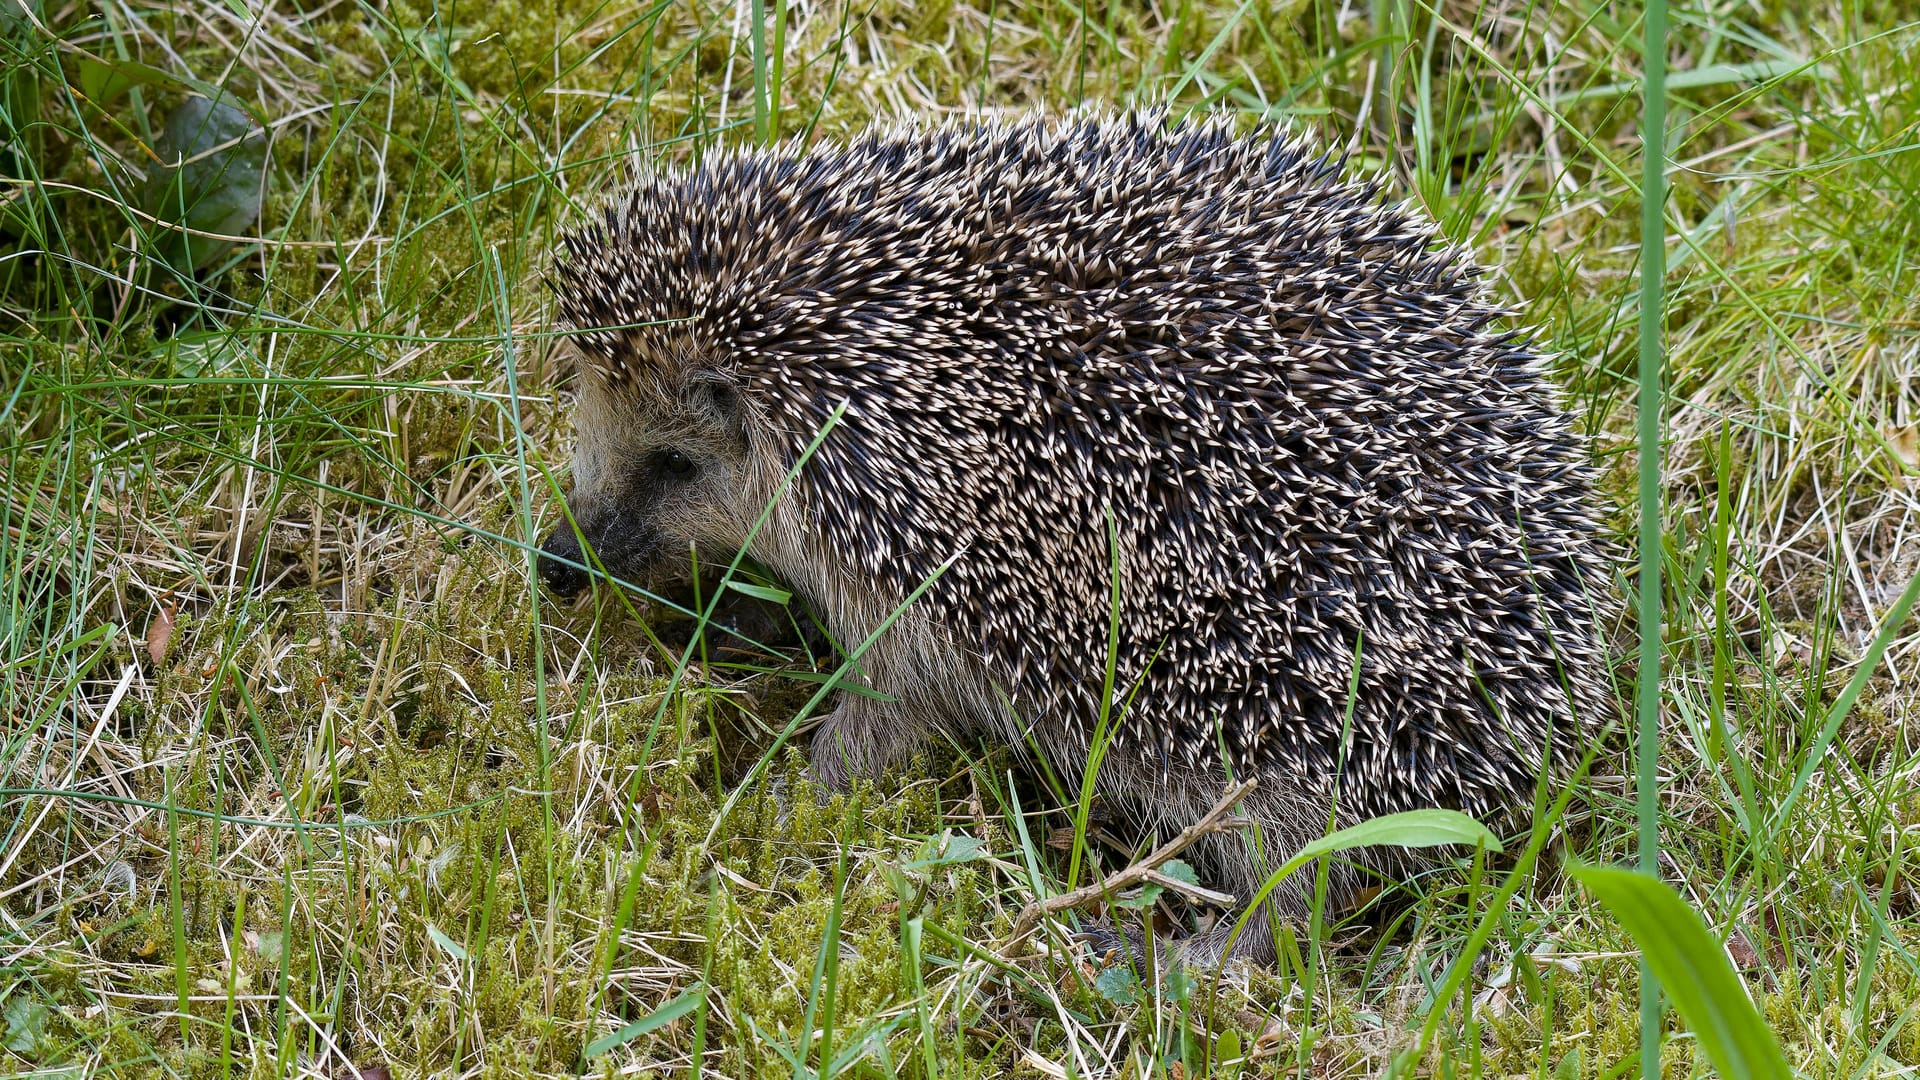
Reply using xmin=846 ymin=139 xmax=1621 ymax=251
xmin=1005 ymin=778 xmax=1257 ymax=949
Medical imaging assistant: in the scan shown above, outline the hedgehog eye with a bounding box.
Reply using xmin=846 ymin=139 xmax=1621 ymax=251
xmin=661 ymin=449 xmax=696 ymax=477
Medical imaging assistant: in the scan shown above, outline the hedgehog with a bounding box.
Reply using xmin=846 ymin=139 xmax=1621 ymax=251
xmin=538 ymin=112 xmax=1611 ymax=968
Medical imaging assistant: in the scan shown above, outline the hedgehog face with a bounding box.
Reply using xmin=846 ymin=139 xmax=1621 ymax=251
xmin=537 ymin=368 xmax=757 ymax=597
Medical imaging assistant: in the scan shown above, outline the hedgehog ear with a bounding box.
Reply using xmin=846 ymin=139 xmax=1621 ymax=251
xmin=687 ymin=373 xmax=744 ymax=432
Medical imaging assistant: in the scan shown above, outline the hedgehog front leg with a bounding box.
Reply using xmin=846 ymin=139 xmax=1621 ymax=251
xmin=804 ymin=697 xmax=930 ymax=792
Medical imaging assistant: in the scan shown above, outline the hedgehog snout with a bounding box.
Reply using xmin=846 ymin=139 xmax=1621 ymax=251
xmin=537 ymin=502 xmax=674 ymax=597
xmin=537 ymin=525 xmax=589 ymax=597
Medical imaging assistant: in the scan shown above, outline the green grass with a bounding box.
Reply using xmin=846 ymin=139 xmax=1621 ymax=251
xmin=4 ymin=0 xmax=1920 ymax=1075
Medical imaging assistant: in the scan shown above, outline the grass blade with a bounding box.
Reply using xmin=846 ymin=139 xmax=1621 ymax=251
xmin=1636 ymin=0 xmax=1672 ymax=1072
xmin=1572 ymin=864 xmax=1791 ymax=1080
xmin=1769 ymin=567 xmax=1920 ymax=833
xmin=1220 ymin=809 xmax=1501 ymax=963
xmin=584 ymin=984 xmax=705 ymax=1061
xmin=1291 ymin=810 xmax=1501 ymax=862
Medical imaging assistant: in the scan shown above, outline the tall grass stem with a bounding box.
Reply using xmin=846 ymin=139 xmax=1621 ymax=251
xmin=1636 ymin=0 xmax=1670 ymax=1074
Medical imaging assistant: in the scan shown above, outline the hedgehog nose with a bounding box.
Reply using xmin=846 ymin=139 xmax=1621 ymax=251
xmin=537 ymin=527 xmax=589 ymax=597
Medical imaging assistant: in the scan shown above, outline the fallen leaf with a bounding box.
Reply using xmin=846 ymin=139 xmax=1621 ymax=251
xmin=1726 ymin=925 xmax=1779 ymax=990
xmin=1251 ymin=1015 xmax=1288 ymax=1056
xmin=1762 ymin=904 xmax=1790 ymax=970
xmin=146 ymin=603 xmax=176 ymax=665
xmin=1726 ymin=926 xmax=1761 ymax=970
xmin=1887 ymin=425 xmax=1919 ymax=471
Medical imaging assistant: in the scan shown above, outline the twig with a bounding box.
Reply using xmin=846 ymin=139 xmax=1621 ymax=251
xmin=1005 ymin=779 xmax=1257 ymax=949
xmin=1139 ymin=868 xmax=1235 ymax=907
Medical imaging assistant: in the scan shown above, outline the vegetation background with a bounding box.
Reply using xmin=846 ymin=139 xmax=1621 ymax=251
xmin=4 ymin=0 xmax=1919 ymax=1074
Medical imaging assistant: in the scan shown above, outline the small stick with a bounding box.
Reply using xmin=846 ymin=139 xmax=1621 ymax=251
xmin=1139 ymin=868 xmax=1235 ymax=907
xmin=1005 ymin=778 xmax=1257 ymax=949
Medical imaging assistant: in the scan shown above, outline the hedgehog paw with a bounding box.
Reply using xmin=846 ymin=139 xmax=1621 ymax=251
xmin=800 ymin=753 xmax=849 ymax=795
xmin=805 ymin=703 xmax=929 ymax=793
xmin=1166 ymin=912 xmax=1276 ymax=973
xmin=1073 ymin=920 xmax=1157 ymax=980
xmin=1074 ymin=913 xmax=1276 ymax=982
xmin=768 ymin=757 xmax=842 ymax=811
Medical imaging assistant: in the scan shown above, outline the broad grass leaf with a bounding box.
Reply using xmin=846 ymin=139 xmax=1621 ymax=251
xmin=423 ymin=923 xmax=468 ymax=963
xmin=725 ymin=580 xmax=792 ymax=604
xmin=154 ymin=329 xmax=248 ymax=377
xmin=139 ymin=94 xmax=267 ymax=272
xmin=2 ymin=0 xmax=46 ymax=239
xmin=1293 ymin=809 xmax=1504 ymax=863
xmin=76 ymin=58 xmax=145 ymax=107
xmin=1221 ymin=809 xmax=1501 ymax=960
xmin=0 ymin=0 xmax=39 ymax=32
xmin=585 ymin=985 xmax=704 ymax=1060
xmin=1571 ymin=864 xmax=1791 ymax=1080
xmin=74 ymin=56 xmax=259 ymax=114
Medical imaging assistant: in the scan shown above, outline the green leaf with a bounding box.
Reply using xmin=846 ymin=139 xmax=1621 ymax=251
xmin=1114 ymin=858 xmax=1200 ymax=910
xmin=1093 ymin=964 xmax=1141 ymax=1005
xmin=138 ymin=93 xmax=268 ymax=272
xmin=584 ymin=984 xmax=705 ymax=1060
xmin=424 ymin=922 xmax=468 ymax=963
xmin=1219 ymin=809 xmax=1501 ymax=962
xmin=245 ymin=928 xmax=286 ymax=964
xmin=1292 ymin=809 xmax=1504 ymax=863
xmin=725 ymin=580 xmax=792 ymax=605
xmin=4 ymin=996 xmax=49 ymax=1054
xmin=902 ymin=831 xmax=988 ymax=870
xmin=1571 ymin=864 xmax=1791 ymax=1080
xmin=1213 ymin=1028 xmax=1242 ymax=1065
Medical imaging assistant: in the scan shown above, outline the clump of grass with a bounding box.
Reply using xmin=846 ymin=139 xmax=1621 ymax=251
xmin=4 ymin=0 xmax=1919 ymax=1076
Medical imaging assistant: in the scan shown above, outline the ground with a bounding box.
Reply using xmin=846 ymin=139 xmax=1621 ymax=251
xmin=3 ymin=0 xmax=1920 ymax=1076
